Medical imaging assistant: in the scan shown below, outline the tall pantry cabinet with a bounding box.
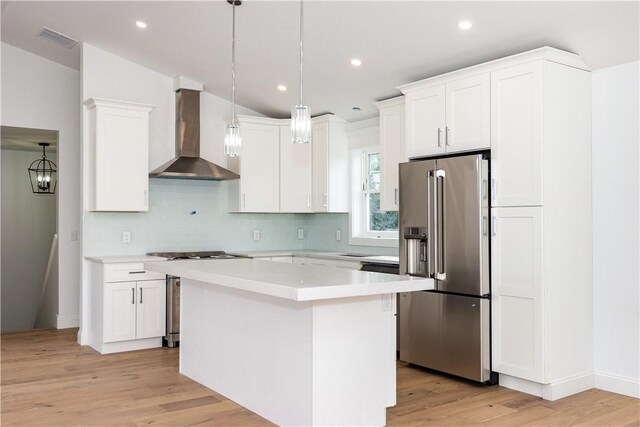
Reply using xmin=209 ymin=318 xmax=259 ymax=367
xmin=490 ymin=57 xmax=592 ymax=399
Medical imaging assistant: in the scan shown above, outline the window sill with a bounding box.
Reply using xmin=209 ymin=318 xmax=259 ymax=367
xmin=349 ymin=236 xmax=399 ymax=248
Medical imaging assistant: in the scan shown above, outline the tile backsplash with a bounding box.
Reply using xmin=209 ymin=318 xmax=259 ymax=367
xmin=83 ymin=179 xmax=397 ymax=257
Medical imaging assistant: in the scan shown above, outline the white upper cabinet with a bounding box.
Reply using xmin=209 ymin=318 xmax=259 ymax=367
xmin=228 ymin=117 xmax=280 ymax=212
xmin=312 ymin=115 xmax=349 ymax=213
xmin=280 ymin=124 xmax=312 ymax=213
xmin=445 ymin=73 xmax=490 ymax=152
xmin=376 ymin=96 xmax=405 ymax=212
xmin=84 ymin=98 xmax=154 ymax=212
xmin=404 ymin=85 xmax=445 ymax=158
xmin=401 ymin=73 xmax=489 ymax=159
xmin=490 ymin=62 xmax=543 ymax=207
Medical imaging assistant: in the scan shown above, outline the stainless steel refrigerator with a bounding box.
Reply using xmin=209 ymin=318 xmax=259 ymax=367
xmin=398 ymin=152 xmax=495 ymax=383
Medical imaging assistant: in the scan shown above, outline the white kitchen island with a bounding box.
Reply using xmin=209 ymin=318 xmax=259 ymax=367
xmin=144 ymin=258 xmax=433 ymax=427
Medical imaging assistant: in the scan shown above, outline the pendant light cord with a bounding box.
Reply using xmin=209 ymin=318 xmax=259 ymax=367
xmin=299 ymin=0 xmax=304 ymax=106
xmin=231 ymin=2 xmax=237 ymax=125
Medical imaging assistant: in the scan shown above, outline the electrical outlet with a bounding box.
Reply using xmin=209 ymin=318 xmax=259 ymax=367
xmin=253 ymin=229 xmax=261 ymax=241
xmin=69 ymin=229 xmax=78 ymax=241
xmin=335 ymin=229 xmax=342 ymax=241
xmin=122 ymin=231 xmax=131 ymax=243
xmin=297 ymin=228 xmax=304 ymax=239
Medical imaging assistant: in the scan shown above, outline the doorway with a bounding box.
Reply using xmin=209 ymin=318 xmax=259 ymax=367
xmin=1 ymin=125 xmax=59 ymax=331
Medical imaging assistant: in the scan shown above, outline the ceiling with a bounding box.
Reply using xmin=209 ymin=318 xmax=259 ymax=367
xmin=1 ymin=126 xmax=58 ymax=152
xmin=2 ymin=1 xmax=638 ymax=121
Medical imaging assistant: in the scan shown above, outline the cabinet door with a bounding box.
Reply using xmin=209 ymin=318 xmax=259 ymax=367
xmin=379 ymin=103 xmax=404 ymax=212
xmin=445 ymin=73 xmax=490 ymax=153
xmin=103 ymin=281 xmax=137 ymax=343
xmin=312 ymin=121 xmax=330 ymax=212
xmin=280 ymin=125 xmax=312 ymax=212
xmin=404 ymin=85 xmax=445 ymax=158
xmin=240 ymin=123 xmax=280 ymax=212
xmin=490 ymin=62 xmax=543 ymax=207
xmin=491 ymin=207 xmax=544 ymax=382
xmin=136 ymin=280 xmax=166 ymax=340
xmin=95 ymin=107 xmax=149 ymax=211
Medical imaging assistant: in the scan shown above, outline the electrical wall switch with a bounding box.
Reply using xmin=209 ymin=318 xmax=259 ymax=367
xmin=335 ymin=229 xmax=342 ymax=241
xmin=253 ymin=229 xmax=261 ymax=241
xmin=122 ymin=231 xmax=131 ymax=243
xmin=297 ymin=228 xmax=304 ymax=239
xmin=69 ymin=229 xmax=78 ymax=241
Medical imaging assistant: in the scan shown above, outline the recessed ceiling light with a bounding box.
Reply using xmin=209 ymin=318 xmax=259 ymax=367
xmin=136 ymin=20 xmax=148 ymax=29
xmin=458 ymin=20 xmax=472 ymax=30
xmin=277 ymin=84 xmax=287 ymax=92
xmin=350 ymin=58 xmax=362 ymax=67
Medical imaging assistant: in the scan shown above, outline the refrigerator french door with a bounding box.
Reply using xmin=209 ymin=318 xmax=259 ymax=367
xmin=398 ymin=153 xmax=493 ymax=383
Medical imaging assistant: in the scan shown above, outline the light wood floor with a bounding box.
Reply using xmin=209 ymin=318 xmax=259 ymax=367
xmin=1 ymin=329 xmax=638 ymax=426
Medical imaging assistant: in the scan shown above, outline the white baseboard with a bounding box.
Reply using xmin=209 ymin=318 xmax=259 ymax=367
xmin=594 ymin=371 xmax=640 ymax=399
xmin=56 ymin=314 xmax=79 ymax=329
xmin=499 ymin=372 xmax=594 ymax=401
xmin=542 ymin=372 xmax=594 ymax=401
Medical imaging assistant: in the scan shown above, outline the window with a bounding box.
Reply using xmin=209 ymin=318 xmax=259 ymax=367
xmin=350 ymin=147 xmax=399 ymax=247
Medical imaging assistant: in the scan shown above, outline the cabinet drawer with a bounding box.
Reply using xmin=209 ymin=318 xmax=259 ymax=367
xmin=105 ymin=263 xmax=166 ymax=283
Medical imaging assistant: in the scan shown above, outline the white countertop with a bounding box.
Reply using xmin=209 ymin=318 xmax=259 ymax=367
xmin=228 ymin=250 xmax=400 ymax=265
xmin=144 ymin=258 xmax=431 ymax=301
xmin=85 ymin=255 xmax=168 ymax=264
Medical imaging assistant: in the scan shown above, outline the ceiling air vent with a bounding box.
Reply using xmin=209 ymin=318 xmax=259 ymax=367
xmin=38 ymin=27 xmax=78 ymax=49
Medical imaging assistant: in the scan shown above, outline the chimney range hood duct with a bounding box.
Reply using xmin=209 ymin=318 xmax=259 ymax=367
xmin=149 ymin=89 xmax=240 ymax=181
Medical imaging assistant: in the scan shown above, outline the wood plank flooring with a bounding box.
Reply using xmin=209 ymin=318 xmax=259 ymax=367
xmin=2 ymin=329 xmax=638 ymax=426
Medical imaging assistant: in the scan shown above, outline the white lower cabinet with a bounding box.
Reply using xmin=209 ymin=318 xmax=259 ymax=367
xmin=89 ymin=261 xmax=166 ymax=354
xmin=491 ymin=207 xmax=544 ymax=382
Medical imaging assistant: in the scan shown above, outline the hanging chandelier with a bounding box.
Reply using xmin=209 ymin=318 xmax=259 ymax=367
xmin=291 ymin=0 xmax=311 ymax=144
xmin=224 ymin=0 xmax=242 ymax=157
xmin=27 ymin=143 xmax=57 ymax=194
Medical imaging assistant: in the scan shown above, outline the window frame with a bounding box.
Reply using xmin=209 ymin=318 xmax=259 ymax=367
xmin=349 ymin=146 xmax=399 ymax=248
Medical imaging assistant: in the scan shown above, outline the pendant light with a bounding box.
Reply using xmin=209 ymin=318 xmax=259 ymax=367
xmin=27 ymin=143 xmax=57 ymax=194
xmin=224 ymin=0 xmax=241 ymax=157
xmin=291 ymin=0 xmax=311 ymax=144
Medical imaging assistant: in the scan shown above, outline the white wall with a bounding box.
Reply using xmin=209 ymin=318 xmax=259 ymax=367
xmin=1 ymin=43 xmax=81 ymax=329
xmin=592 ymin=60 xmax=640 ymax=398
xmin=1 ymin=148 xmax=57 ymax=331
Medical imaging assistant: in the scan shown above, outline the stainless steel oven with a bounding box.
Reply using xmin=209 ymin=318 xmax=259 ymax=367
xmin=147 ymin=251 xmax=246 ymax=347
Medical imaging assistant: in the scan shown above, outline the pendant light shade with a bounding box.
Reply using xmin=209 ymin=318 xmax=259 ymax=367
xmin=28 ymin=143 xmax=57 ymax=195
xmin=224 ymin=0 xmax=241 ymax=157
xmin=291 ymin=0 xmax=311 ymax=144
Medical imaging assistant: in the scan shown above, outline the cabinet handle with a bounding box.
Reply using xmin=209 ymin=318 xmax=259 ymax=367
xmin=307 ymin=194 xmax=311 ymax=208
xmin=491 ymin=216 xmax=497 ymax=236
xmin=131 ymin=288 xmax=135 ymax=305
xmin=445 ymin=127 xmax=451 ymax=146
xmin=139 ymin=288 xmax=143 ymax=304
xmin=437 ymin=128 xmax=443 ymax=147
xmin=395 ymin=188 xmax=399 ymax=205
xmin=482 ymin=216 xmax=488 ymax=236
xmin=242 ymin=193 xmax=246 ymax=208
xmin=482 ymin=180 xmax=488 ymax=200
xmin=144 ymin=190 xmax=148 ymax=207
xmin=322 ymin=193 xmax=328 ymax=207
xmin=491 ymin=179 xmax=496 ymax=199
xmin=129 ymin=270 xmax=146 ymax=274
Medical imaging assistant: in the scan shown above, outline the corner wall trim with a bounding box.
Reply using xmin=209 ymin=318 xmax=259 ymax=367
xmin=56 ymin=314 xmax=79 ymax=329
xmin=594 ymin=371 xmax=640 ymax=399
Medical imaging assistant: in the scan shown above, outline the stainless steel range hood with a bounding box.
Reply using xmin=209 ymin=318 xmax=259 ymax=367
xmin=149 ymin=89 xmax=239 ymax=181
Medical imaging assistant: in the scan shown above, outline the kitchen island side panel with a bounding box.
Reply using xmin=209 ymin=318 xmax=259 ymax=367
xmin=180 ymin=279 xmax=314 ymax=426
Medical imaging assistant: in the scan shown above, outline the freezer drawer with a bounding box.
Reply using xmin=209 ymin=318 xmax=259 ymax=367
xmin=399 ymin=291 xmax=490 ymax=382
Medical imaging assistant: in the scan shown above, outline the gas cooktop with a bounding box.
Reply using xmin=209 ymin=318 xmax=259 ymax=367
xmin=147 ymin=251 xmax=245 ymax=261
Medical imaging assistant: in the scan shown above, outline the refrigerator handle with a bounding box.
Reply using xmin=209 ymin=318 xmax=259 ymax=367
xmin=427 ymin=170 xmax=435 ymax=278
xmin=435 ymin=169 xmax=447 ymax=281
